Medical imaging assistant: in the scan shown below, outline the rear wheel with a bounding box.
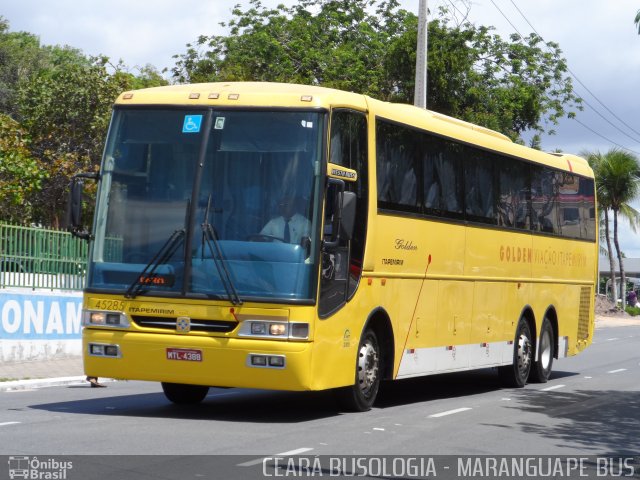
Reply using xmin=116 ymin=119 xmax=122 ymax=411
xmin=499 ymin=317 xmax=533 ymax=388
xmin=529 ymin=317 xmax=554 ymax=383
xmin=161 ymin=382 xmax=209 ymax=404
xmin=334 ymin=327 xmax=381 ymax=412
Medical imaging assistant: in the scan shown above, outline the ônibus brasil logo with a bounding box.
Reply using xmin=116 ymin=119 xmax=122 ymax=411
xmin=8 ymin=456 xmax=73 ymax=479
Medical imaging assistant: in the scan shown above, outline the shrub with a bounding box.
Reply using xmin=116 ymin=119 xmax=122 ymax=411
xmin=624 ymin=306 xmax=640 ymax=316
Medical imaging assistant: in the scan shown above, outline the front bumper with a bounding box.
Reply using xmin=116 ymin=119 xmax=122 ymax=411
xmin=83 ymin=328 xmax=313 ymax=391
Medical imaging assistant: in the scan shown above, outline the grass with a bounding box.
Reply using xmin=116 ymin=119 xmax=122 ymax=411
xmin=625 ymin=306 xmax=640 ymax=316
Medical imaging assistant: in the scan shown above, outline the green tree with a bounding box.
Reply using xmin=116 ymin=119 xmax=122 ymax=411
xmin=170 ymin=0 xmax=581 ymax=140
xmin=635 ymin=9 xmax=640 ymax=34
xmin=126 ymin=63 xmax=168 ymax=90
xmin=586 ymin=149 xmax=640 ymax=308
xmin=17 ymin=55 xmax=131 ymax=225
xmin=587 ymin=151 xmax=617 ymax=304
xmin=0 ymin=17 xmax=51 ymax=117
xmin=0 ymin=114 xmax=46 ymax=222
xmin=15 ymin=53 xmax=168 ymax=226
xmin=0 ymin=18 xmax=168 ymax=227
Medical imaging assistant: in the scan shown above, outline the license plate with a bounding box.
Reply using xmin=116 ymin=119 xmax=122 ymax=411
xmin=166 ymin=348 xmax=202 ymax=362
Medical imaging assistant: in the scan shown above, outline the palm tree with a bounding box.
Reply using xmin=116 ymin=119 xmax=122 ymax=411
xmin=585 ymin=148 xmax=640 ymax=308
xmin=636 ymin=9 xmax=640 ymax=34
xmin=586 ymin=151 xmax=617 ymax=303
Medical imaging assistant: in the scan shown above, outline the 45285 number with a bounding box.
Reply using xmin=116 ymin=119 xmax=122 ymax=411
xmin=92 ymin=299 xmax=125 ymax=311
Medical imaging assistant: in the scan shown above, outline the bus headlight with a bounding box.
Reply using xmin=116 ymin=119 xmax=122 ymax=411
xmin=289 ymin=323 xmax=309 ymax=339
xmin=83 ymin=309 xmax=130 ymax=328
xmin=250 ymin=322 xmax=267 ymax=335
xmin=239 ymin=321 xmax=309 ymax=340
xmin=269 ymin=323 xmax=287 ymax=336
xmin=248 ymin=354 xmax=286 ymax=369
xmin=89 ymin=343 xmax=121 ymax=357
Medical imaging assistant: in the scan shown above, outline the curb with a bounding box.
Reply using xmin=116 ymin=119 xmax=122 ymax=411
xmin=0 ymin=376 xmax=115 ymax=392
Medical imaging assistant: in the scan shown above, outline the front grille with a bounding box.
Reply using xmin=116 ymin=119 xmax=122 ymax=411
xmin=131 ymin=316 xmax=237 ymax=333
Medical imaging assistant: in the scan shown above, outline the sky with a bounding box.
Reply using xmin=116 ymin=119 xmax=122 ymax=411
xmin=3 ymin=0 xmax=640 ymax=255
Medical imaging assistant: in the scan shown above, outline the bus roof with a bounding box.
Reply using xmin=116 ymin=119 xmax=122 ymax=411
xmin=115 ymin=81 xmax=369 ymax=110
xmin=115 ymin=81 xmax=593 ymax=178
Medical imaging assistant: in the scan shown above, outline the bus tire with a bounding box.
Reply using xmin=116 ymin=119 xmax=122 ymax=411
xmin=529 ymin=317 xmax=554 ymax=383
xmin=161 ymin=382 xmax=209 ymax=404
xmin=498 ymin=317 xmax=533 ymax=388
xmin=334 ymin=327 xmax=381 ymax=412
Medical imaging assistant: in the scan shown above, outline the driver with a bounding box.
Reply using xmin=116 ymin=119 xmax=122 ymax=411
xmin=260 ymin=195 xmax=311 ymax=244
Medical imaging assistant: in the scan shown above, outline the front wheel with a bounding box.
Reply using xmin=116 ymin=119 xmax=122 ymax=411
xmin=498 ymin=317 xmax=533 ymax=388
xmin=334 ymin=327 xmax=381 ymax=412
xmin=529 ymin=317 xmax=555 ymax=383
xmin=161 ymin=382 xmax=209 ymax=404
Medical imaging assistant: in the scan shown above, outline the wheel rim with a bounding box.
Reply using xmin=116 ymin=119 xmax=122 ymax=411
xmin=357 ymin=336 xmax=379 ymax=398
xmin=539 ymin=327 xmax=552 ymax=370
xmin=516 ymin=329 xmax=532 ymax=378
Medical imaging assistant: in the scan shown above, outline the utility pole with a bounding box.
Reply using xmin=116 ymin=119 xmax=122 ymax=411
xmin=414 ymin=0 xmax=428 ymax=109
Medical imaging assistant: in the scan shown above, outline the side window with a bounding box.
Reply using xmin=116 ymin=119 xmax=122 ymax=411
xmin=373 ymin=116 xmax=596 ymax=243
xmin=555 ymin=172 xmax=597 ymax=241
xmin=422 ymin=136 xmax=463 ymax=218
xmin=531 ymin=167 xmax=559 ymax=234
xmin=320 ymin=109 xmax=368 ymax=316
xmin=556 ymin=172 xmax=580 ymax=239
xmin=376 ymin=118 xmax=463 ymax=221
xmin=497 ymin=157 xmax=530 ymax=229
xmin=580 ymin=177 xmax=597 ymax=241
xmin=464 ymin=150 xmax=497 ymax=224
xmin=376 ymin=122 xmax=420 ymax=212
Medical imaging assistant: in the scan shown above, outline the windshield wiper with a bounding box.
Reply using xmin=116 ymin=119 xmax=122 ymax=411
xmin=201 ymin=195 xmax=243 ymax=305
xmin=125 ymin=229 xmax=185 ymax=299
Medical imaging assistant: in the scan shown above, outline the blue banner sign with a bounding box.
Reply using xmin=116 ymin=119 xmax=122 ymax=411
xmin=0 ymin=292 xmax=82 ymax=340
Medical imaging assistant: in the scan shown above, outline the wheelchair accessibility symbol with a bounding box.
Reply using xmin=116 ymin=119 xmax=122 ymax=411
xmin=182 ymin=115 xmax=203 ymax=133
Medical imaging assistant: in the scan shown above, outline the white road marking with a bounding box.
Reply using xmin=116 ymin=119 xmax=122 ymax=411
xmin=275 ymin=448 xmax=314 ymax=456
xmin=373 ymin=428 xmax=385 ymax=431
xmin=237 ymin=448 xmax=314 ymax=467
xmin=428 ymin=407 xmax=472 ymax=418
xmin=606 ymin=338 xmax=619 ymax=341
xmin=584 ymin=376 xmax=593 ymax=379
xmin=501 ymin=398 xmax=512 ymax=401
xmin=0 ymin=422 xmax=20 ymax=427
xmin=607 ymin=368 xmax=627 ymax=374
xmin=541 ymin=384 xmax=565 ymax=392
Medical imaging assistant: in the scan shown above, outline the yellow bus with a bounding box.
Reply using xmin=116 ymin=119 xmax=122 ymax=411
xmin=69 ymin=82 xmax=597 ymax=411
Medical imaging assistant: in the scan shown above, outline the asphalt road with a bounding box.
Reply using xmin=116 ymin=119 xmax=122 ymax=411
xmin=1 ymin=325 xmax=639 ymax=479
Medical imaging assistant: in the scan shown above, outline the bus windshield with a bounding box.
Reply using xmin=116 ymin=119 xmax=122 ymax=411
xmin=88 ymin=108 xmax=324 ymax=301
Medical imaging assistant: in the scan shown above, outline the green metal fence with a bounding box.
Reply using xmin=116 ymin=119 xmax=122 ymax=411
xmin=0 ymin=223 xmax=88 ymax=291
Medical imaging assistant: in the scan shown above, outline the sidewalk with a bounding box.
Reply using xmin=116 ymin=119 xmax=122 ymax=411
xmin=0 ymin=356 xmax=83 ymax=379
xmin=0 ymin=357 xmax=87 ymax=391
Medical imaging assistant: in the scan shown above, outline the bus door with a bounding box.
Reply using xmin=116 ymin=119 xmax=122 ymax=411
xmin=319 ymin=109 xmax=368 ymax=317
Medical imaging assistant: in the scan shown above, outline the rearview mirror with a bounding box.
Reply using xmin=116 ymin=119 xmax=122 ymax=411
xmin=339 ymin=191 xmax=356 ymax=241
xmin=323 ymin=179 xmax=356 ymax=249
xmin=65 ymin=172 xmax=99 ymax=240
